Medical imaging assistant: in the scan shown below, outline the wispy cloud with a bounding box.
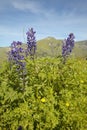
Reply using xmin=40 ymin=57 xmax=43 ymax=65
xmin=11 ymin=0 xmax=43 ymax=13
xmin=11 ymin=0 xmax=57 ymax=18
xmin=0 ymin=0 xmax=87 ymax=46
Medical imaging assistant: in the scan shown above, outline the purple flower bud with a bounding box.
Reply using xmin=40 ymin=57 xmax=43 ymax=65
xmin=8 ymin=41 xmax=25 ymax=69
xmin=62 ymin=33 xmax=75 ymax=58
xmin=26 ymin=28 xmax=36 ymax=56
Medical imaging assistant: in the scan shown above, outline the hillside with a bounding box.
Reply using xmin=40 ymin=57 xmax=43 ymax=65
xmin=0 ymin=38 xmax=87 ymax=63
xmin=74 ymin=40 xmax=87 ymax=58
xmin=37 ymin=37 xmax=62 ymax=57
xmin=0 ymin=47 xmax=9 ymax=64
xmin=37 ymin=37 xmax=87 ymax=58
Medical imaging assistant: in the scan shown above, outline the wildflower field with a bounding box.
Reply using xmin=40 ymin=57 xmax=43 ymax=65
xmin=0 ymin=28 xmax=87 ymax=130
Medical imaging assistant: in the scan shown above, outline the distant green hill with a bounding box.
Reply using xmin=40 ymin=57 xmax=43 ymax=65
xmin=74 ymin=40 xmax=87 ymax=58
xmin=0 ymin=47 xmax=9 ymax=64
xmin=37 ymin=37 xmax=62 ymax=57
xmin=0 ymin=37 xmax=87 ymax=64
xmin=37 ymin=37 xmax=87 ymax=58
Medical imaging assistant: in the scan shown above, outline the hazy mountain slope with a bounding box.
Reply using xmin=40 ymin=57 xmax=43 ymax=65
xmin=0 ymin=47 xmax=9 ymax=64
xmin=37 ymin=37 xmax=87 ymax=58
xmin=37 ymin=37 xmax=62 ymax=56
xmin=0 ymin=38 xmax=87 ymax=64
xmin=74 ymin=40 xmax=87 ymax=58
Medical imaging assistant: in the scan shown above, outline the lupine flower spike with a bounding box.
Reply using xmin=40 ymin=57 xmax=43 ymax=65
xmin=26 ymin=28 xmax=36 ymax=57
xmin=8 ymin=41 xmax=25 ymax=70
xmin=62 ymin=33 xmax=75 ymax=63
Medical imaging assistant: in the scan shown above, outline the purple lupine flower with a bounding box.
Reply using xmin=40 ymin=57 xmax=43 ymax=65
xmin=8 ymin=41 xmax=25 ymax=70
xmin=62 ymin=33 xmax=75 ymax=57
xmin=26 ymin=28 xmax=36 ymax=56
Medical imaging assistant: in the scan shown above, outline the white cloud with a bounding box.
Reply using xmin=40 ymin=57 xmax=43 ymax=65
xmin=11 ymin=0 xmax=42 ymax=13
xmin=11 ymin=0 xmax=57 ymax=18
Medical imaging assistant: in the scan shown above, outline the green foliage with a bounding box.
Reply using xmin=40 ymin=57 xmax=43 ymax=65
xmin=0 ymin=57 xmax=87 ymax=130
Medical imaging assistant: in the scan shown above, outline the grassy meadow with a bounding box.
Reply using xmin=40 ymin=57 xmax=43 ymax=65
xmin=0 ymin=37 xmax=87 ymax=130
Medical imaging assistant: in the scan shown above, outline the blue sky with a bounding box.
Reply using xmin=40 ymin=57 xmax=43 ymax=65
xmin=0 ymin=0 xmax=87 ymax=47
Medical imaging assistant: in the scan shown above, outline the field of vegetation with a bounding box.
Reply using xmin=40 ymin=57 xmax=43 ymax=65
xmin=0 ymin=29 xmax=87 ymax=130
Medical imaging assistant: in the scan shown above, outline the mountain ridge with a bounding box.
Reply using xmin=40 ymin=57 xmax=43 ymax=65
xmin=0 ymin=37 xmax=87 ymax=63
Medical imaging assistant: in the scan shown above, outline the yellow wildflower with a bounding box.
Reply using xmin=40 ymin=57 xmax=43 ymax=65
xmin=41 ymin=98 xmax=46 ymax=103
xmin=66 ymin=102 xmax=69 ymax=107
xmin=80 ymin=80 xmax=84 ymax=83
